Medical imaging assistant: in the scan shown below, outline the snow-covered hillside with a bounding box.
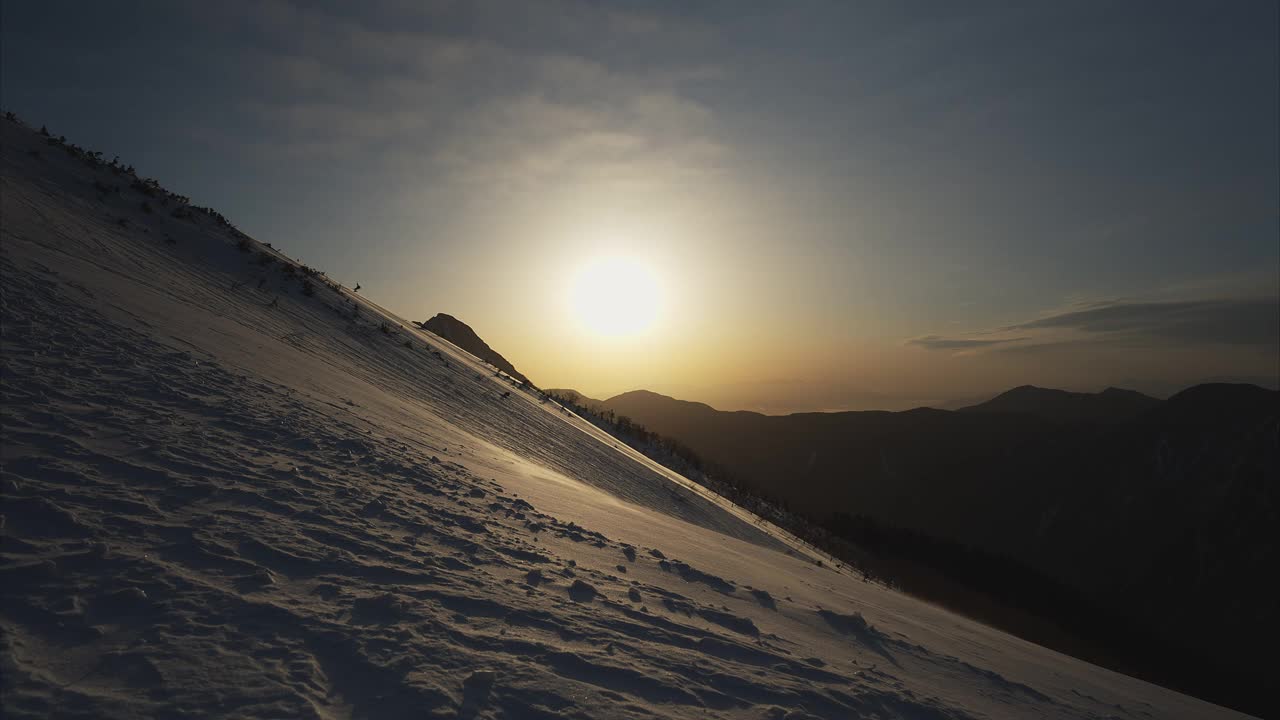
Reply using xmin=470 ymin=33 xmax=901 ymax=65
xmin=0 ymin=118 xmax=1251 ymax=719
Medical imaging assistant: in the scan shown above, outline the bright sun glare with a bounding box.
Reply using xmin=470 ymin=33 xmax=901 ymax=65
xmin=570 ymin=256 xmax=663 ymax=338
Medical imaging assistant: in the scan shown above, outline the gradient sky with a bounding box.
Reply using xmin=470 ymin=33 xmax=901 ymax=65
xmin=4 ymin=1 xmax=1277 ymax=412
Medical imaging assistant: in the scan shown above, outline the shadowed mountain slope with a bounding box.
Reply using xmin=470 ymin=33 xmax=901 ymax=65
xmin=542 ymin=388 xmax=603 ymax=411
xmin=958 ymin=384 xmax=1161 ymax=423
xmin=420 ymin=312 xmax=532 ymax=385
xmin=565 ymin=385 xmax=1278 ymax=713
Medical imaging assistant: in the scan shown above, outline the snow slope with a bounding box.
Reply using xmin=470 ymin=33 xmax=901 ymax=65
xmin=0 ymin=119 xmax=1252 ymax=719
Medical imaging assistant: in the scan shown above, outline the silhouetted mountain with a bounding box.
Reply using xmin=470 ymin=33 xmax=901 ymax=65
xmin=1163 ymin=381 xmax=1277 ymax=419
xmin=959 ymin=385 xmax=1160 ymax=423
xmin=584 ymin=383 xmax=1278 ymax=712
xmin=606 ymin=390 xmax=731 ymax=425
xmin=419 ymin=313 xmax=531 ymax=385
xmin=543 ymin=388 xmax=603 ymax=411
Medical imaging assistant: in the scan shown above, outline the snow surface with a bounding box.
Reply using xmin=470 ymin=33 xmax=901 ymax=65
xmin=0 ymin=120 xmax=1252 ymax=719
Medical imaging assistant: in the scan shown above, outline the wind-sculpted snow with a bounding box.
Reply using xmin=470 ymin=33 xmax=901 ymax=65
xmin=0 ymin=119 xmax=1251 ymax=719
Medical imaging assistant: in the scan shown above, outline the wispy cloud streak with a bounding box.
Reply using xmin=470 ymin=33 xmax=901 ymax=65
xmin=913 ymin=296 xmax=1279 ymax=354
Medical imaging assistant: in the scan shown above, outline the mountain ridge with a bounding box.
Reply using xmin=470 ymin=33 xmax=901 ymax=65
xmin=543 ymin=380 xmax=1277 ymax=714
xmin=555 ymin=383 xmax=1179 ymax=423
xmin=419 ymin=312 xmax=532 ymax=386
xmin=957 ymin=384 xmax=1161 ymax=423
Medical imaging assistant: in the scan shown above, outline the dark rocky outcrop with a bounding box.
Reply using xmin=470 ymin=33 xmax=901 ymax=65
xmin=419 ymin=313 xmax=532 ymax=386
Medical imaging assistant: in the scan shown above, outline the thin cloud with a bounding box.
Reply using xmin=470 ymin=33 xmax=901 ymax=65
xmin=908 ymin=335 xmax=1029 ymax=350
xmin=912 ymin=296 xmax=1279 ymax=355
xmin=192 ymin=0 xmax=729 ymax=193
xmin=1005 ymin=298 xmax=1279 ymax=346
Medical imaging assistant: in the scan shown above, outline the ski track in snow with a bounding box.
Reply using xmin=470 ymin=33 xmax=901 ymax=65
xmin=0 ymin=121 xmax=1251 ymax=719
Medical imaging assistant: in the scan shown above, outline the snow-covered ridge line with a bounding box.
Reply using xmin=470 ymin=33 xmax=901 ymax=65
xmin=11 ymin=114 xmax=779 ymax=542
xmin=1 ymin=115 xmax=1252 ymax=719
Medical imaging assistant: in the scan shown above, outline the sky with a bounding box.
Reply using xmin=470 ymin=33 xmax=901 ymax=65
xmin=4 ymin=1 xmax=1277 ymax=412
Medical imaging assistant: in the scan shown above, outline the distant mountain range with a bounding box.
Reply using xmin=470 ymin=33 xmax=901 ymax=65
xmin=448 ymin=309 xmax=1275 ymax=710
xmin=957 ymin=384 xmax=1161 ymax=422
xmin=418 ymin=313 xmax=532 ymax=385
xmin=547 ymin=382 xmax=1278 ymax=704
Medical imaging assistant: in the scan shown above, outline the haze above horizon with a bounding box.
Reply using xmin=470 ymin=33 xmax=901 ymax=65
xmin=4 ymin=1 xmax=1276 ymax=412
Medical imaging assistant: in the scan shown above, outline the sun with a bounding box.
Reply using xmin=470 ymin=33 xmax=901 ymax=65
xmin=569 ymin=256 xmax=663 ymax=338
